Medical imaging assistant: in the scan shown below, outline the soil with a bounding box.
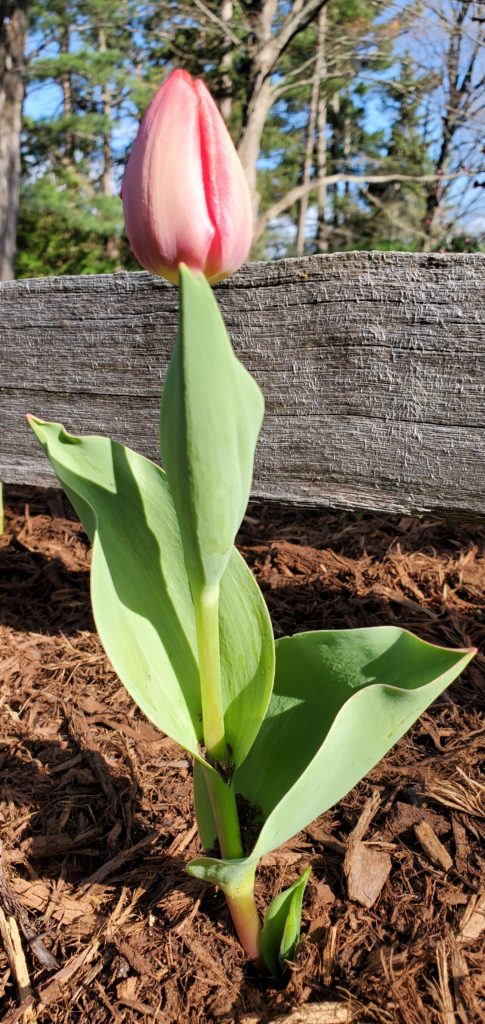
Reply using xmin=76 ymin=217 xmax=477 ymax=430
xmin=0 ymin=486 xmax=483 ymax=1024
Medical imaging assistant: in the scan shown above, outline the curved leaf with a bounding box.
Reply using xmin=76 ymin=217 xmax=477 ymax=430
xmin=261 ymin=866 xmax=311 ymax=976
xmin=234 ymin=627 xmax=475 ymax=860
xmin=28 ymin=419 xmax=274 ymax=765
xmin=186 ymin=854 xmax=252 ymax=893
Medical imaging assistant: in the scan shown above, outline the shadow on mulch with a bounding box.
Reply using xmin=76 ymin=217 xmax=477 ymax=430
xmin=0 ymin=485 xmax=483 ymax=1024
xmin=0 ymin=547 xmax=91 ymax=634
xmin=0 ymin=488 xmax=92 ymax=635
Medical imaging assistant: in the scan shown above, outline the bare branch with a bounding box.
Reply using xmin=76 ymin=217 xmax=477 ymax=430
xmin=272 ymin=69 xmax=344 ymax=100
xmin=360 ymin=187 xmax=430 ymax=244
xmin=254 ymin=169 xmax=485 ymax=241
xmin=260 ymin=0 xmax=328 ymax=71
xmin=190 ymin=0 xmax=243 ymax=49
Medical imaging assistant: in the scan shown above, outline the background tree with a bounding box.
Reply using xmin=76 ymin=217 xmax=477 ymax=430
xmin=253 ymin=0 xmax=484 ymax=254
xmin=11 ymin=0 xmax=485 ymax=277
xmin=361 ymin=58 xmax=436 ymax=251
xmin=253 ymin=0 xmax=398 ymax=250
xmin=16 ymin=0 xmax=144 ymax=276
xmin=410 ymin=0 xmax=485 ymax=248
xmin=0 ymin=0 xmax=29 ymax=280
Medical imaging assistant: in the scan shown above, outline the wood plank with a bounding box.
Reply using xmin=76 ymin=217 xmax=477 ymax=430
xmin=1 ymin=251 xmax=484 ymax=517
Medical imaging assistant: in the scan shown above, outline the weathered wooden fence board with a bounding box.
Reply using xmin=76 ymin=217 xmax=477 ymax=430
xmin=1 ymin=251 xmax=484 ymax=517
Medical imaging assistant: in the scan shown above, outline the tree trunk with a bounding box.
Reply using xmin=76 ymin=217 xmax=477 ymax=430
xmin=219 ymin=0 xmax=233 ymax=124
xmin=295 ymin=52 xmax=319 ymax=255
xmin=297 ymin=6 xmax=326 ymax=256
xmin=98 ymin=27 xmax=112 ymax=198
xmin=316 ymin=99 xmax=327 ymax=250
xmin=237 ymin=0 xmax=277 ymax=220
xmin=0 ymin=0 xmax=28 ymax=281
xmin=421 ymin=2 xmax=468 ymax=249
xmin=326 ymin=90 xmax=340 ymax=245
xmin=98 ymin=24 xmax=121 ymax=267
xmin=60 ymin=21 xmax=74 ymax=162
xmin=237 ymin=74 xmax=273 ymax=218
xmin=343 ymin=112 xmax=351 ymax=198
xmin=237 ymin=0 xmax=328 ymax=225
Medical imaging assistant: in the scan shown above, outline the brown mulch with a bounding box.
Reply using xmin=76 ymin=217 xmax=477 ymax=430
xmin=0 ymin=486 xmax=483 ymax=1024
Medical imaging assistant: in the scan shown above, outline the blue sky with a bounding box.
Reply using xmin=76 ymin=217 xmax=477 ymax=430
xmin=22 ymin=1 xmax=485 ymax=239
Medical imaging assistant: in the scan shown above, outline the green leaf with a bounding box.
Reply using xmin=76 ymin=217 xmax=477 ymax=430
xmin=193 ymin=758 xmax=217 ymax=851
xmin=219 ymin=546 xmax=274 ymax=767
xmin=28 ymin=419 xmax=274 ymax=766
xmin=186 ymin=854 xmax=250 ymax=891
xmin=261 ymin=866 xmax=311 ymax=976
xmin=186 ymin=851 xmax=261 ymax=961
xmin=234 ymin=627 xmax=475 ymax=860
xmin=160 ymin=265 xmax=264 ymax=595
xmin=187 ymin=628 xmax=474 ymax=887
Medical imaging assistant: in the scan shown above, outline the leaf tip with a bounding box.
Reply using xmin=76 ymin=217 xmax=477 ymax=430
xmin=27 ymin=415 xmax=48 ymax=442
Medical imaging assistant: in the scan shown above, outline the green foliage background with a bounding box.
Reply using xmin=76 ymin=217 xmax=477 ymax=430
xmin=17 ymin=0 xmax=484 ymax=277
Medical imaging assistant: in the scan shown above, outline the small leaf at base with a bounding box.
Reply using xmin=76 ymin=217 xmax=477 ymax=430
xmin=262 ymin=866 xmax=311 ymax=976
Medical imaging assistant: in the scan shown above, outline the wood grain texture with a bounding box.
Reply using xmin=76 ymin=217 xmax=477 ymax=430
xmin=1 ymin=251 xmax=484 ymax=517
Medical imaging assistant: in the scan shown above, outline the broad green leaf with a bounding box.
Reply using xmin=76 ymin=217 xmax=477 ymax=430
xmin=28 ymin=419 xmax=274 ymax=766
xmin=29 ymin=419 xmax=201 ymax=752
xmin=261 ymin=866 xmax=311 ymax=976
xmin=193 ymin=758 xmax=217 ymax=851
xmin=234 ymin=627 xmax=475 ymax=861
xmin=160 ymin=265 xmax=264 ymax=595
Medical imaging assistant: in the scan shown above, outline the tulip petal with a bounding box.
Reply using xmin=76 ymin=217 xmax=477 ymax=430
xmin=122 ymin=68 xmax=252 ymax=283
xmin=195 ymin=79 xmax=253 ymax=280
xmin=123 ymin=70 xmax=215 ymax=277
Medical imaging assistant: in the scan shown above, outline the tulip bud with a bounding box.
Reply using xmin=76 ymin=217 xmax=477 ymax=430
xmin=122 ymin=69 xmax=252 ymax=284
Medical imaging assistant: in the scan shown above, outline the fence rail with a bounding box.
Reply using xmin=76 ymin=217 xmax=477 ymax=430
xmin=1 ymin=251 xmax=484 ymax=518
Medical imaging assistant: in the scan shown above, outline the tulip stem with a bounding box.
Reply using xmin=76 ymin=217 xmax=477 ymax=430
xmin=194 ymin=584 xmax=227 ymax=761
xmin=195 ymin=732 xmax=262 ymax=961
xmin=224 ymin=862 xmax=262 ymax=963
xmin=203 ymin=768 xmax=244 ymax=860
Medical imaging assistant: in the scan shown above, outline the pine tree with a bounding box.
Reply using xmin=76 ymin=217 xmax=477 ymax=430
xmin=362 ymin=57 xmax=435 ymax=251
xmin=15 ymin=1 xmax=484 ymax=275
xmin=253 ymin=0 xmax=396 ymax=256
xmin=16 ymin=0 xmax=143 ymax=277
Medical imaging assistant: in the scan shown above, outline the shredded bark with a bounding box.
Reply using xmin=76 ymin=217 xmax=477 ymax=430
xmin=0 ymin=486 xmax=483 ymax=1023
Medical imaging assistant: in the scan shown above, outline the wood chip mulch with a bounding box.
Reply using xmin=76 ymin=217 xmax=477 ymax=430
xmin=0 ymin=487 xmax=483 ymax=1024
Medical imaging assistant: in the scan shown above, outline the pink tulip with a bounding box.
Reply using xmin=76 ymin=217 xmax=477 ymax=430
xmin=122 ymin=69 xmax=252 ymax=284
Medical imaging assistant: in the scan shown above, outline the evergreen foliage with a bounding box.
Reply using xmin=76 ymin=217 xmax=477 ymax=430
xmin=15 ymin=0 xmax=485 ymax=276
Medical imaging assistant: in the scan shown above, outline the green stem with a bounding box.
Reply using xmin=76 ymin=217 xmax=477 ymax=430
xmin=196 ymin=762 xmax=262 ymax=962
xmin=194 ymin=584 xmax=227 ymax=761
xmin=192 ymin=581 xmax=262 ymax=956
xmin=224 ymin=862 xmax=262 ymax=963
xmin=204 ymin=768 xmax=244 ymax=860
